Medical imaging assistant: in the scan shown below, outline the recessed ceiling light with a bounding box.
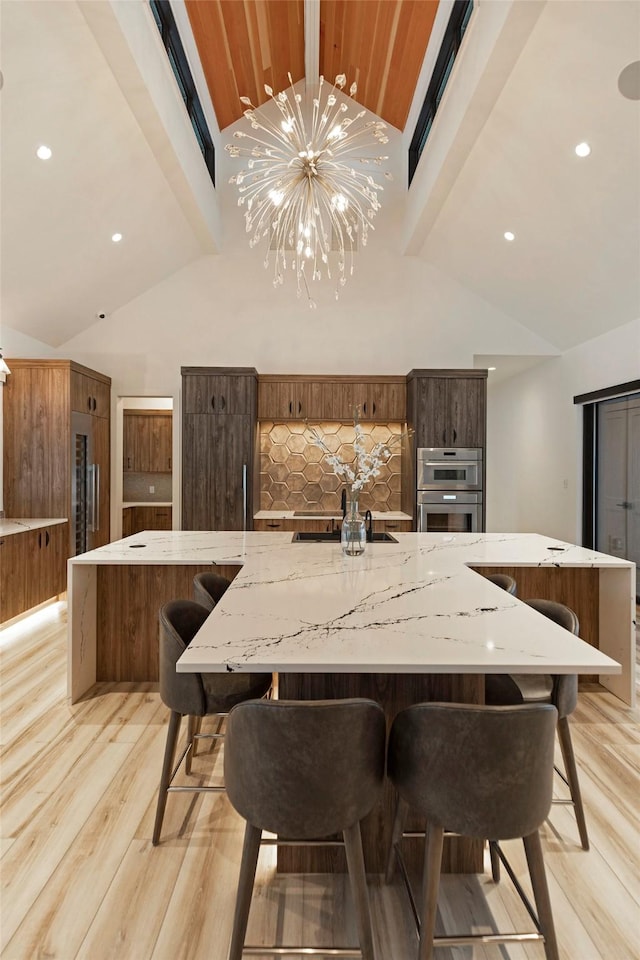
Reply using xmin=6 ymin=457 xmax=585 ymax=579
xmin=36 ymin=145 xmax=52 ymax=160
xmin=503 ymin=231 xmax=515 ymax=242
xmin=111 ymin=233 xmax=123 ymax=243
xmin=488 ymin=366 xmax=496 ymax=371
xmin=575 ymin=142 xmax=591 ymax=158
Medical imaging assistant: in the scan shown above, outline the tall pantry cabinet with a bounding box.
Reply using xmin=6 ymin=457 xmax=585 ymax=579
xmin=3 ymin=359 xmax=111 ymax=555
xmin=181 ymin=367 xmax=258 ymax=530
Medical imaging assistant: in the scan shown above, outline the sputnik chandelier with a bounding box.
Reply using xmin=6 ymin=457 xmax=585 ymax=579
xmin=225 ymin=73 xmax=392 ymax=307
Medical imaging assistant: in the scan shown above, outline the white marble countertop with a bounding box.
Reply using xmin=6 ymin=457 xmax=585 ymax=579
xmin=122 ymin=502 xmax=172 ymax=508
xmin=254 ymin=510 xmax=412 ymax=521
xmin=68 ymin=531 xmax=631 ymax=677
xmin=0 ymin=518 xmax=67 ymax=537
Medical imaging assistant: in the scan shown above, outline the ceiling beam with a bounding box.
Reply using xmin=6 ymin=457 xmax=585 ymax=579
xmin=304 ymin=0 xmax=320 ymax=85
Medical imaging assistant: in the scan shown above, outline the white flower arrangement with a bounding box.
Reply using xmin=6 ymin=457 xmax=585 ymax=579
xmin=307 ymin=419 xmax=400 ymax=493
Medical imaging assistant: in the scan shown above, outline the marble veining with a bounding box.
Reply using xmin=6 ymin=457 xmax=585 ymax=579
xmin=68 ymin=531 xmax=634 ymax=688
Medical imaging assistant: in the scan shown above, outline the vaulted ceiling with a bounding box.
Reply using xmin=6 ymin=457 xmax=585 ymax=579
xmin=1 ymin=0 xmax=639 ymax=353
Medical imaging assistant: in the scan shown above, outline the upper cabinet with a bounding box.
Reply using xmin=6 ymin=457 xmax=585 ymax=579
xmin=123 ymin=410 xmax=172 ymax=473
xmin=184 ymin=370 xmax=255 ymax=415
xmin=407 ymin=370 xmax=486 ymax=448
xmin=257 ymin=376 xmax=406 ymax=422
xmin=71 ymin=370 xmax=110 ymax=418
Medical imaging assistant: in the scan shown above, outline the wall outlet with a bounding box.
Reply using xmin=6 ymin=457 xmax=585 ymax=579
xmin=149 ymin=485 xmax=155 ymax=494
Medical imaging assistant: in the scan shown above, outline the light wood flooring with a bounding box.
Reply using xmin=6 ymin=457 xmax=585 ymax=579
xmin=1 ymin=602 xmax=638 ymax=960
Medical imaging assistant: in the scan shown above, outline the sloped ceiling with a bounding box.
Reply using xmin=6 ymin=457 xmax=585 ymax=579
xmin=1 ymin=0 xmax=639 ymax=353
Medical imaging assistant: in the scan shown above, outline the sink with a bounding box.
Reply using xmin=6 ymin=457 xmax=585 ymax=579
xmin=292 ymin=531 xmax=398 ymax=543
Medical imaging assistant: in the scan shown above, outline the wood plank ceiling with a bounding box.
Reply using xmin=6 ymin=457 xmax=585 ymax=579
xmin=185 ymin=0 xmax=440 ymax=132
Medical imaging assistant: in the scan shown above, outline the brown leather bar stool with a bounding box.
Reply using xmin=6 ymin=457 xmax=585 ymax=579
xmin=386 ymin=702 xmax=559 ymax=960
xmin=152 ymin=600 xmax=272 ymax=845
xmin=193 ymin=571 xmax=232 ymax=611
xmin=224 ymin=698 xmax=386 ymax=959
xmin=485 ymin=598 xmax=589 ymax=851
xmin=484 ymin=572 xmax=517 ymax=595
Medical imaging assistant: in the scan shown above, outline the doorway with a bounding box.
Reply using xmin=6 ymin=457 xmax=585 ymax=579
xmin=114 ymin=397 xmax=175 ymax=539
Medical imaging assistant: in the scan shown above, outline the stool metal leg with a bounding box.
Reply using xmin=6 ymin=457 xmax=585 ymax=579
xmin=185 ymin=715 xmax=198 ymax=774
xmin=343 ymin=821 xmax=376 ymax=960
xmin=418 ymin=822 xmax=444 ymax=960
xmin=228 ymin=822 xmax=262 ymax=960
xmin=152 ymin=710 xmax=182 ymax=846
xmin=489 ymin=840 xmax=501 ymax=883
xmin=385 ymin=795 xmax=409 ymax=884
xmin=523 ymin=830 xmax=560 ymax=960
xmin=556 ymin=716 xmax=589 ymax=850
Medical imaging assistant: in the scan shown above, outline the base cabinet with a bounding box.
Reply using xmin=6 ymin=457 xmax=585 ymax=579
xmin=0 ymin=523 xmax=68 ymax=623
xmin=122 ymin=506 xmax=172 ymax=537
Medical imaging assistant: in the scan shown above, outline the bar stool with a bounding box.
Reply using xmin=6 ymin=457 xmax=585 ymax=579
xmin=386 ymin=702 xmax=559 ymax=960
xmin=152 ymin=600 xmax=272 ymax=845
xmin=224 ymin=698 xmax=386 ymax=959
xmin=193 ymin=571 xmax=232 ymax=611
xmin=484 ymin=572 xmax=517 ymax=595
xmin=485 ymin=598 xmax=589 ymax=851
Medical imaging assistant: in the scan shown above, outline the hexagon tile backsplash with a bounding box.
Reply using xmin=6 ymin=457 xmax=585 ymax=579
xmin=259 ymin=421 xmax=403 ymax=512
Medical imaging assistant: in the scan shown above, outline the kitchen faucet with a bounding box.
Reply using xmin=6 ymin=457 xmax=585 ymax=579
xmin=364 ymin=510 xmax=373 ymax=542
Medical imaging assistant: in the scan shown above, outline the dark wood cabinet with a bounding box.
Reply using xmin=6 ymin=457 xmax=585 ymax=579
xmin=407 ymin=370 xmax=486 ymax=449
xmin=182 ymin=368 xmax=257 ymax=530
xmin=3 ymin=360 xmax=111 ymax=555
xmin=0 ymin=522 xmax=68 ymax=623
xmin=122 ymin=505 xmax=172 ymax=536
xmin=123 ymin=410 xmax=172 ymax=472
xmin=258 ymin=375 xmax=406 ymax=422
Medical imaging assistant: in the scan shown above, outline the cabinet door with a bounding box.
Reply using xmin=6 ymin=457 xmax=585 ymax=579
xmin=324 ymin=382 xmax=367 ymax=421
xmin=212 ymin=415 xmax=253 ymax=529
xmin=38 ymin=523 xmax=67 ymax=601
xmin=365 ymin=381 xmax=407 ymax=421
xmin=3 ymin=365 xmax=69 ymax=518
xmin=122 ymin=507 xmax=134 ymax=537
xmin=257 ymin=380 xmax=281 ymax=419
xmin=0 ymin=533 xmax=28 ymax=621
xmin=184 ymin=375 xmax=252 ymax=415
xmin=123 ymin=414 xmax=137 ymax=472
xmin=91 ymin=416 xmax=111 ymax=548
xmin=446 ymin=378 xmax=485 ymax=447
xmin=182 ymin=414 xmax=216 ymax=529
xmin=150 ymin=415 xmax=172 ymax=472
xmin=71 ymin=372 xmax=109 ymax=417
xmin=414 ymin=378 xmax=449 ymax=447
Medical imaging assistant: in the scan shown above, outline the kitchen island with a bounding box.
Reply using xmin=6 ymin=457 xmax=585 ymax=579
xmin=68 ymin=530 xmax=633 ymax=873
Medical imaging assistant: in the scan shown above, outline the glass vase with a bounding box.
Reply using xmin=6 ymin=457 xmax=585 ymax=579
xmin=341 ymin=490 xmax=366 ymax=556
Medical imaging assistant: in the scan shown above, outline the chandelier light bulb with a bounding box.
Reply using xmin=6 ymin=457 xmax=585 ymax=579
xmin=226 ymin=73 xmax=392 ymax=304
xmin=575 ymin=141 xmax=591 ymax=157
xmin=36 ymin=144 xmax=52 ymax=160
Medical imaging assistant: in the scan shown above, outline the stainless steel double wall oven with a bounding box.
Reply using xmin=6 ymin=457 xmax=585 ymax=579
xmin=416 ymin=447 xmax=483 ymax=533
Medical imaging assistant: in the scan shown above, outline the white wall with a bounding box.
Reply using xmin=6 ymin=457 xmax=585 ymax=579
xmin=486 ymin=318 xmax=640 ymax=540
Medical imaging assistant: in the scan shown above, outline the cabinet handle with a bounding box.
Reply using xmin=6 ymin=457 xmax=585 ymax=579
xmin=168 ymin=456 xmax=171 ymax=470
xmin=127 ymin=457 xmax=131 ymax=469
xmin=267 ymin=522 xmax=280 ymax=528
xmin=363 ymin=402 xmax=368 ymax=415
xmin=211 ymin=395 xmax=215 ymax=411
xmin=221 ymin=395 xmax=226 ymax=411
xmin=289 ymin=401 xmax=293 ymax=415
xmin=95 ymin=465 xmax=100 ymax=532
xmin=87 ymin=397 xmax=92 ymax=411
xmin=39 ymin=532 xmax=42 ymax=548
xmin=46 ymin=531 xmax=50 ymax=546
xmin=453 ymin=428 xmax=457 ymax=442
xmin=372 ymin=402 xmax=376 ymax=415
xmin=298 ymin=401 xmax=302 ymax=415
xmin=92 ymin=397 xmax=97 ymax=411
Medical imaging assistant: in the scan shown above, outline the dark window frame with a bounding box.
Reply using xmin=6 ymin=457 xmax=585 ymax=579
xmin=408 ymin=0 xmax=474 ymax=186
xmin=150 ymin=0 xmax=215 ymax=187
